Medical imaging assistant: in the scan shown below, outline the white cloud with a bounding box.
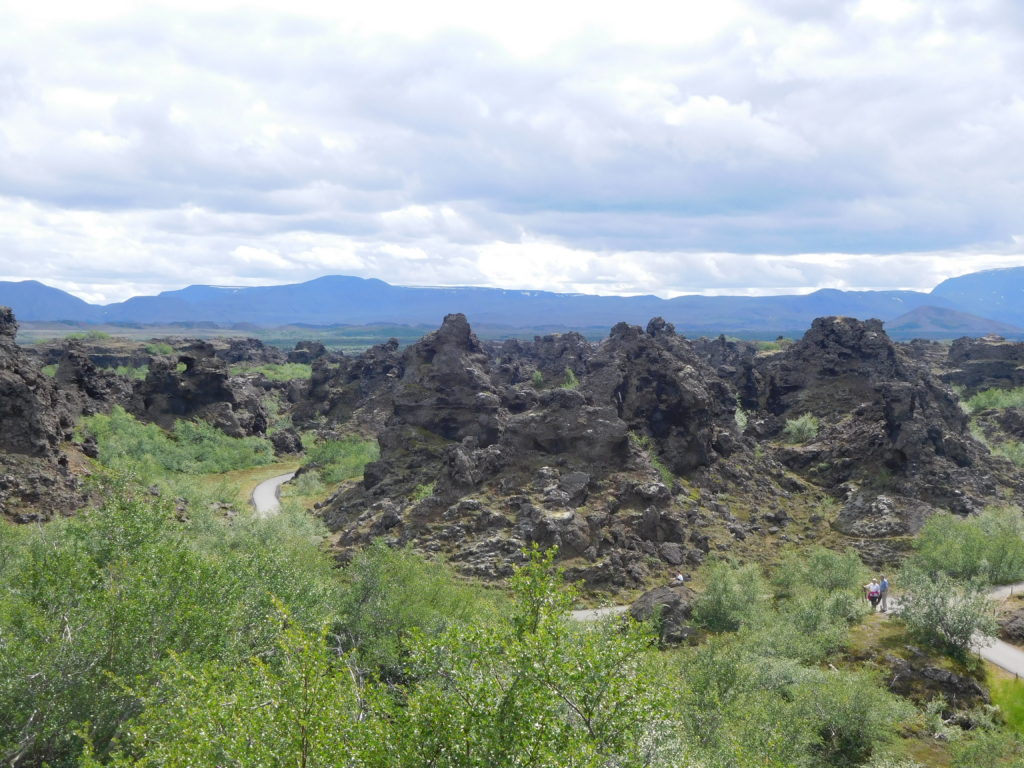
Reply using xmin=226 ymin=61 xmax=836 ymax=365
xmin=0 ymin=0 xmax=1020 ymax=303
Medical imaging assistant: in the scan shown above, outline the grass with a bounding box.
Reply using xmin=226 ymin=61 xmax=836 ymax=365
xmin=966 ymin=387 xmax=1024 ymax=414
xmin=229 ymin=362 xmax=313 ymax=381
xmin=200 ymin=461 xmax=301 ymax=510
xmin=990 ymin=668 xmax=1024 ymax=734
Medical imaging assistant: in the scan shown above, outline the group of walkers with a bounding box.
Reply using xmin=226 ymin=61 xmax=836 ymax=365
xmin=864 ymin=575 xmax=890 ymax=612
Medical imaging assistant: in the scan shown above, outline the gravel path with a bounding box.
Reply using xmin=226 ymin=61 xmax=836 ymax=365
xmin=251 ymin=472 xmax=295 ymax=517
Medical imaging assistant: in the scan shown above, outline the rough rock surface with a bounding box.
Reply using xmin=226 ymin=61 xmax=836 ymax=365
xmin=753 ymin=317 xmax=1020 ymax=522
xmin=629 ymin=583 xmax=695 ymax=644
xmin=0 ymin=308 xmax=74 ymax=458
xmin=129 ymin=341 xmax=268 ymax=437
xmin=0 ymin=307 xmax=85 ymax=520
xmin=291 ymin=339 xmax=403 ymax=433
xmin=942 ymin=335 xmax=1024 ymax=394
xmin=320 ymin=315 xmax=798 ymax=589
xmin=999 ymin=605 xmax=1024 ymax=644
xmin=883 ymin=651 xmax=989 ymax=711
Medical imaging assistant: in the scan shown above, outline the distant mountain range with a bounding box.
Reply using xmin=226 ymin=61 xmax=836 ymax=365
xmin=4 ymin=267 xmax=1024 ymax=339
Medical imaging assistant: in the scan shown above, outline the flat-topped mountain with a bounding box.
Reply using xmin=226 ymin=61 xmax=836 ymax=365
xmin=6 ymin=267 xmax=1024 ymax=338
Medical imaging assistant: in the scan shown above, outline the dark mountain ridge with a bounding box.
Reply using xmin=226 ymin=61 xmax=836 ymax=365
xmin=3 ymin=266 xmax=1024 ymax=338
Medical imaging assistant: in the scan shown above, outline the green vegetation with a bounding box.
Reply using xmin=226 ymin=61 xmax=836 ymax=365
xmin=110 ymin=364 xmax=148 ymax=380
xmin=229 ymin=362 xmax=313 ymax=381
xmin=81 ymin=406 xmax=275 ymax=479
xmin=909 ymin=507 xmax=1024 ymax=584
xmin=783 ymin=412 xmax=821 ymax=443
xmin=990 ymin=675 xmax=1024 ymax=734
xmin=896 ymin=567 xmax=998 ymax=658
xmin=144 ymin=341 xmax=174 ymax=355
xmin=629 ymin=431 xmax=674 ymax=488
xmin=410 ymin=480 xmax=437 ymax=501
xmin=66 ymin=330 xmax=112 ymax=341
xmin=965 ymin=386 xmax=1024 ymax=414
xmin=531 ymin=369 xmax=544 ymax=388
xmin=561 ymin=367 xmax=580 ymax=389
xmin=41 ymin=363 xmax=57 ymax=377
xmin=735 ymin=406 xmax=749 ymax=431
xmin=303 ymin=435 xmax=379 ymax=485
xmin=0 ymin=479 xmax=341 ymax=766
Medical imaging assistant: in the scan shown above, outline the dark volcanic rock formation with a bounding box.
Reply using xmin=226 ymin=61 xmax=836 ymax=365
xmin=940 ymin=335 xmax=1024 ymax=394
xmin=291 ymin=338 xmax=403 ymax=433
xmin=319 ymin=314 xmax=794 ymax=589
xmin=0 ymin=308 xmax=74 ymax=458
xmin=752 ymin=317 xmax=1020 ymax=541
xmin=129 ymin=342 xmax=268 ymax=437
xmin=0 ymin=307 xmax=84 ymax=521
xmin=584 ymin=318 xmax=738 ymax=473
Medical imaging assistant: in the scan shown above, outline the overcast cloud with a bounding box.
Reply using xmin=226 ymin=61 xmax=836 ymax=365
xmin=0 ymin=0 xmax=1022 ymax=303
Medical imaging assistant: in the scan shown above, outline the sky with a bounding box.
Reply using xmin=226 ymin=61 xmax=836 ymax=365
xmin=1 ymin=0 xmax=1023 ymax=304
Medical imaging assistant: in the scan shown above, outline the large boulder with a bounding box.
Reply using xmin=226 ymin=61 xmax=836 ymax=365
xmin=629 ymin=583 xmax=695 ymax=644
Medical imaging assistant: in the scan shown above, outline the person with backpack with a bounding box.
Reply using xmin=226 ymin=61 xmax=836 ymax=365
xmin=879 ymin=575 xmax=889 ymax=612
xmin=864 ymin=578 xmax=882 ymax=611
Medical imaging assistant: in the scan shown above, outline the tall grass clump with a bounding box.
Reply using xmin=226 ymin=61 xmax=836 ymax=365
xmin=782 ymin=413 xmax=820 ymax=444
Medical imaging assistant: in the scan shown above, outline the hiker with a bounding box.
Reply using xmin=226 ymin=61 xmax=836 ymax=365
xmin=864 ymin=578 xmax=881 ymax=611
xmin=673 ymin=573 xmax=686 ymax=584
xmin=879 ymin=574 xmax=889 ymax=613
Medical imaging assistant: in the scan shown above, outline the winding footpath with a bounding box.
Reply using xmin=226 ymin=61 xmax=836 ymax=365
xmin=570 ymin=581 xmax=1024 ymax=678
xmin=251 ymin=472 xmax=295 ymax=518
xmin=973 ymin=582 xmax=1024 ymax=677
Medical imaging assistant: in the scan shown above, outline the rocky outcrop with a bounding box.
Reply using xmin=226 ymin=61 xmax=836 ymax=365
xmin=291 ymin=339 xmax=403 ymax=434
xmin=287 ymin=341 xmax=328 ymax=364
xmin=942 ymin=335 xmax=1024 ymax=394
xmin=129 ymin=342 xmax=268 ymax=437
xmin=629 ymin=583 xmax=695 ymax=644
xmin=0 ymin=308 xmax=74 ymax=458
xmin=753 ymin=317 xmax=1017 ymax=524
xmin=319 ymin=315 xmax=782 ymax=590
xmin=55 ymin=346 xmax=134 ymax=417
xmin=0 ymin=307 xmax=85 ymax=521
xmin=584 ymin=318 xmax=739 ymax=474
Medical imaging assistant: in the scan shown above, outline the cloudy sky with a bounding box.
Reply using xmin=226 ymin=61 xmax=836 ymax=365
xmin=1 ymin=0 xmax=1022 ymax=303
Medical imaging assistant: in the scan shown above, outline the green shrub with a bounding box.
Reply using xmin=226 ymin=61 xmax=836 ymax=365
xmin=692 ymin=560 xmax=770 ymax=633
xmin=782 ymin=413 xmax=820 ymax=443
xmin=144 ymin=342 xmax=174 ymax=355
xmin=410 ymin=480 xmax=436 ymax=502
xmin=0 ymin=479 xmax=340 ymax=765
xmin=110 ymin=364 xmax=148 ymax=380
xmin=950 ymin=728 xmax=1024 ymax=768
xmin=561 ymin=367 xmax=580 ymax=389
xmin=735 ymin=407 xmax=749 ymax=431
xmin=302 ymin=435 xmax=379 ymax=485
xmin=66 ymin=330 xmax=111 ymax=341
xmin=531 ymin=369 xmax=544 ymax=388
xmin=910 ymin=507 xmax=1024 ymax=584
xmin=630 ymin=431 xmax=674 ymax=488
xmin=81 ymin=406 xmax=274 ymax=480
xmin=773 ymin=546 xmax=868 ymax=597
xmin=896 ymin=567 xmax=998 ymax=658
xmin=41 ymin=363 xmax=58 ymax=377
xmin=966 ymin=386 xmax=1024 ymax=414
